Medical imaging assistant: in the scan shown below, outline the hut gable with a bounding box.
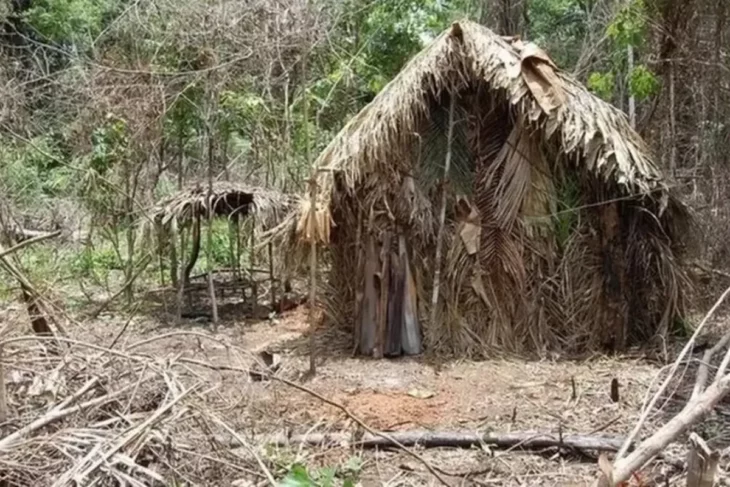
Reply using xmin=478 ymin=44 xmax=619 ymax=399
xmin=276 ymin=21 xmax=690 ymax=358
xmin=315 ymin=20 xmax=664 ymax=200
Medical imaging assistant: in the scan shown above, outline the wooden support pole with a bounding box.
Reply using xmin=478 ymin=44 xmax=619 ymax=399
xmin=268 ymin=242 xmax=275 ymax=311
xmin=176 ymin=225 xmax=187 ymax=323
xmin=250 ymin=215 xmax=257 ymax=314
xmin=0 ymin=344 xmax=7 ymax=432
xmin=429 ymin=95 xmax=456 ymax=330
xmin=307 ymin=176 xmax=318 ymax=376
xmin=374 ymin=232 xmax=391 ymax=358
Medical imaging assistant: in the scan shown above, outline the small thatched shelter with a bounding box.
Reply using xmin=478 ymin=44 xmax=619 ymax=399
xmin=150 ymin=181 xmax=288 ymax=227
xmin=150 ymin=181 xmax=290 ymax=289
xmin=273 ymin=21 xmax=691 ymax=358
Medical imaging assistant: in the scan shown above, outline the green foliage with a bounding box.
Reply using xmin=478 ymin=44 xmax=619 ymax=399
xmin=219 ymin=90 xmax=267 ymax=136
xmin=0 ymin=137 xmax=74 ymax=209
xmin=528 ymin=0 xmax=589 ymax=68
xmin=587 ymin=71 xmax=615 ymax=100
xmin=311 ymin=0 xmax=462 ymax=132
xmin=23 ymin=0 xmax=120 ymax=47
xmin=71 ymin=244 xmax=123 ymax=279
xmin=79 ymin=116 xmax=131 ymax=220
xmin=278 ymin=456 xmax=361 ymax=487
xmin=629 ymin=64 xmax=660 ymax=100
xmin=90 ymin=116 xmax=129 ymax=175
xmin=606 ymin=0 xmax=646 ymax=48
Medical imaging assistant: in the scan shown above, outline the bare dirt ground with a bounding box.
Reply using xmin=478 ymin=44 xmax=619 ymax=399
xmin=3 ymin=300 xmax=725 ymax=486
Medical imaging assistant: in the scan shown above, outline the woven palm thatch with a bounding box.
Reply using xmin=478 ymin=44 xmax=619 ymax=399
xmin=272 ymin=21 xmax=691 ymax=357
xmin=150 ymin=181 xmax=290 ymax=228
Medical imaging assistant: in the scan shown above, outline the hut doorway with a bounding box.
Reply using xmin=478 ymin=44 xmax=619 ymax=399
xmin=355 ymin=230 xmax=421 ymax=357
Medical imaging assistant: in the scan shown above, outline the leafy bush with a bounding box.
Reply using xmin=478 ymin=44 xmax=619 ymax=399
xmin=23 ymin=0 xmax=120 ymax=47
xmin=71 ymin=245 xmax=123 ymax=278
xmin=629 ymin=64 xmax=660 ymax=100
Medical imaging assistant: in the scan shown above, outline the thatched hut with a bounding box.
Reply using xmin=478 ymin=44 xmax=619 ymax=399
xmin=150 ymin=181 xmax=289 ymax=289
xmin=273 ymin=21 xmax=691 ymax=358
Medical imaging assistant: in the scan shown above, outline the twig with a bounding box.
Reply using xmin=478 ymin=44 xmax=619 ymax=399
xmin=107 ymin=306 xmax=139 ymax=350
xmin=714 ymin=340 xmax=730 ymax=382
xmin=0 ymin=382 xmax=137 ymax=451
xmin=178 ymin=357 xmax=451 ymax=486
xmin=125 ymin=331 xmax=228 ymax=351
xmin=209 ymin=415 xmax=276 ymax=486
xmin=0 ymin=336 xmax=145 ymax=362
xmin=588 ymin=416 xmax=621 ymax=435
xmin=615 ymin=285 xmax=730 ymax=460
xmin=52 ymin=377 xmax=100 ymax=413
xmin=0 ymin=231 xmax=61 ymax=259
xmin=692 ymin=329 xmax=730 ymax=400
xmin=70 ymin=382 xmax=200 ymax=484
xmin=0 ymin=344 xmax=6 ymax=433
xmin=264 ymin=430 xmax=626 ymax=452
xmin=88 ymin=255 xmax=152 ymax=319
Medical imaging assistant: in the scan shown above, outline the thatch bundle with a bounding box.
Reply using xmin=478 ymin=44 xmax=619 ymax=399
xmin=150 ymin=181 xmax=290 ymax=228
xmin=271 ymin=21 xmax=691 ymax=357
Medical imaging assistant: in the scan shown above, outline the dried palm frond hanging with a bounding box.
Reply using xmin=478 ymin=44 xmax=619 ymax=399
xmin=295 ymin=198 xmax=333 ymax=244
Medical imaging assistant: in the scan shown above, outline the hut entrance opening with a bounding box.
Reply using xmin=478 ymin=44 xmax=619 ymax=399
xmin=342 ymin=86 xmax=523 ymax=357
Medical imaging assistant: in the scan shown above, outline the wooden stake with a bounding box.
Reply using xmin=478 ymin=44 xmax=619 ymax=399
xmin=686 ymin=433 xmax=719 ymax=487
xmin=302 ymin=46 xmax=317 ymax=376
xmin=250 ymin=215 xmax=257 ymax=315
xmin=0 ymin=344 xmax=7 ymax=432
xmin=307 ymin=177 xmax=318 ymax=376
xmin=176 ymin=226 xmax=187 ymax=324
xmin=429 ymin=95 xmax=456 ymax=330
xmin=610 ymin=378 xmax=619 ymax=403
xmin=206 ymin=138 xmax=219 ymax=330
xmin=268 ymin=242 xmax=275 ymax=311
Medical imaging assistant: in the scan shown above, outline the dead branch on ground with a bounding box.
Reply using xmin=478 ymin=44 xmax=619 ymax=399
xmin=607 ymin=286 xmax=730 ymax=485
xmin=264 ymin=430 xmax=627 ymax=452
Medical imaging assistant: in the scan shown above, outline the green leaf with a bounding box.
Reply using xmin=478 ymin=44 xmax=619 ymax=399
xmin=279 ymin=464 xmax=314 ymax=487
xmin=629 ymin=64 xmax=660 ymax=100
xmin=587 ymin=71 xmax=615 ymax=101
xmin=606 ymin=0 xmax=646 ymax=48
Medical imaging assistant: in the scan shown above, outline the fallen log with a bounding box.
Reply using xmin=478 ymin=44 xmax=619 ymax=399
xmin=263 ymin=430 xmax=627 ymax=452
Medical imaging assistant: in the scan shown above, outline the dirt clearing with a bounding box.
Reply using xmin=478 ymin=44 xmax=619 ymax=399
xmin=2 ymin=304 xmax=725 ymax=486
